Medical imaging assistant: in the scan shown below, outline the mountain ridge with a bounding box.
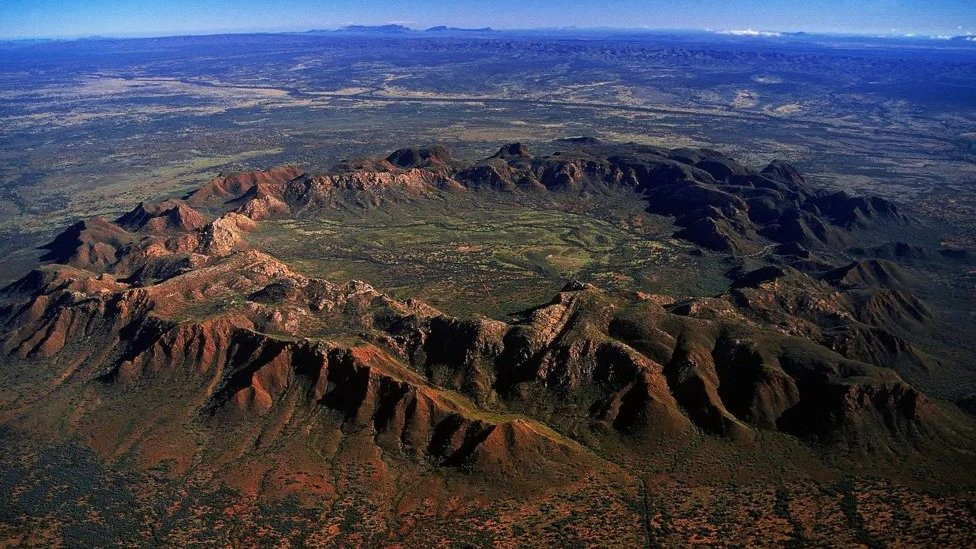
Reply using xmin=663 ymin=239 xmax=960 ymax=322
xmin=2 ymin=139 xmax=974 ymax=545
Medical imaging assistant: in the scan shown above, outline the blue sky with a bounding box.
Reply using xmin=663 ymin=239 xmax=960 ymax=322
xmin=1 ymin=0 xmax=974 ymax=39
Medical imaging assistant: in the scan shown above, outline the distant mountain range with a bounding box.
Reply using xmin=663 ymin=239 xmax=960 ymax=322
xmin=6 ymin=26 xmax=975 ymax=43
xmin=324 ymin=24 xmax=494 ymax=34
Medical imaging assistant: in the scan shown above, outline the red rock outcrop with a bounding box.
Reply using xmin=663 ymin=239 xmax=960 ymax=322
xmin=186 ymin=166 xmax=304 ymax=205
xmin=2 ymin=142 xmax=964 ymax=483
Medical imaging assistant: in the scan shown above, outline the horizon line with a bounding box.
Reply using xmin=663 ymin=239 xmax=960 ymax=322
xmin=2 ymin=24 xmax=975 ymax=43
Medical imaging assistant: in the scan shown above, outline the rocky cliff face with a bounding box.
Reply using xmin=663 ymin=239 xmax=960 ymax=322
xmin=1 ymin=141 xmax=970 ymax=488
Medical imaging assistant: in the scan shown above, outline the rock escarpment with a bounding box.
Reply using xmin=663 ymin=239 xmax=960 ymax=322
xmin=1 ymin=141 xmax=968 ymax=481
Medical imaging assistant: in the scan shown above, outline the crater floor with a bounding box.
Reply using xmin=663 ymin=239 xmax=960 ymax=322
xmin=248 ymin=192 xmax=729 ymax=319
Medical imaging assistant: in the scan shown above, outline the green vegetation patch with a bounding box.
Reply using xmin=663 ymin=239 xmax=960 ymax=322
xmin=249 ymin=192 xmax=728 ymax=319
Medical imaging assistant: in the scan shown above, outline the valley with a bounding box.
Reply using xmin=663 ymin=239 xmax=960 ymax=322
xmin=249 ymin=192 xmax=729 ymax=319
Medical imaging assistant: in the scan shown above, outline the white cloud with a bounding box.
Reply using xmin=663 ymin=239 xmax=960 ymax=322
xmin=716 ymin=29 xmax=782 ymax=37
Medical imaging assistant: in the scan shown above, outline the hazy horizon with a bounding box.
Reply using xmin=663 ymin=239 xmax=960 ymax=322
xmin=1 ymin=0 xmax=975 ymax=40
xmin=4 ymin=25 xmax=976 ymax=43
